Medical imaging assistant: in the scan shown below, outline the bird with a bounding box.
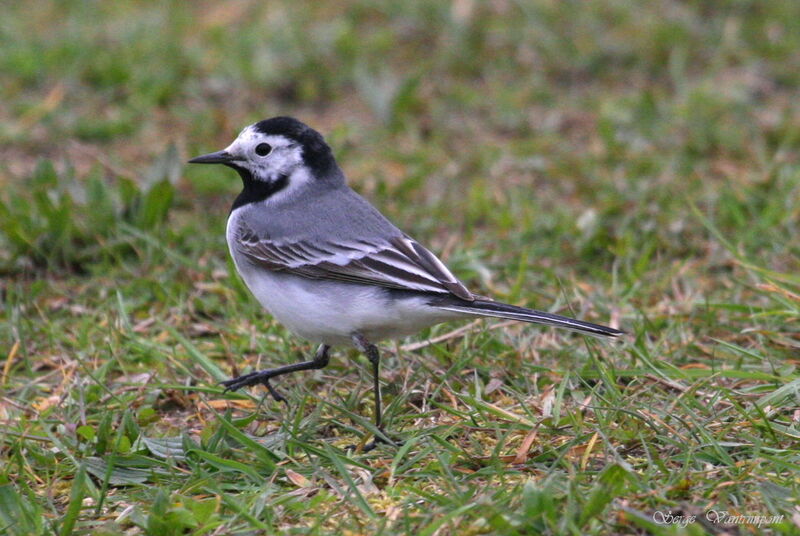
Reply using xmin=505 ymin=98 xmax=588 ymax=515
xmin=188 ymin=116 xmax=623 ymax=448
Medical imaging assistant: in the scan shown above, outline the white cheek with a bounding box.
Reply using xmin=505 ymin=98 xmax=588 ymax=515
xmin=264 ymin=166 xmax=314 ymax=205
xmin=268 ymin=149 xmax=300 ymax=171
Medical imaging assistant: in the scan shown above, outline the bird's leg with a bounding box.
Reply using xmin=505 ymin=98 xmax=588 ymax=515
xmin=351 ymin=333 xmax=397 ymax=450
xmin=221 ymin=344 xmax=331 ymax=404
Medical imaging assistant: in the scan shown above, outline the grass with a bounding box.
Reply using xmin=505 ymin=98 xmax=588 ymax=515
xmin=1 ymin=1 xmax=799 ymax=534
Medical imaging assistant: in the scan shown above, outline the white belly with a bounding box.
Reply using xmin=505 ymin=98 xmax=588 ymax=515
xmin=239 ymin=267 xmax=453 ymax=345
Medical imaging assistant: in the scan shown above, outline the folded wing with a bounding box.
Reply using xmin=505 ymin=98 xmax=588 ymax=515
xmin=234 ymin=222 xmax=474 ymax=300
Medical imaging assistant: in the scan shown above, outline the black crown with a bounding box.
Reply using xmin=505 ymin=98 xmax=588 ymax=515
xmin=254 ymin=117 xmax=335 ymax=174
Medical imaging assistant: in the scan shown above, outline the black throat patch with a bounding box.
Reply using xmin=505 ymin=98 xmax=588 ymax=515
xmin=229 ymin=164 xmax=289 ymax=211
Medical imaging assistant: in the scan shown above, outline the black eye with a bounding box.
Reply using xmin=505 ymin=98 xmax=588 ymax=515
xmin=255 ymin=143 xmax=272 ymax=157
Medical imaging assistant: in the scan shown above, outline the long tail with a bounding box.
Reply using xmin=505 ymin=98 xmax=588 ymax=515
xmin=429 ymin=297 xmax=624 ymax=338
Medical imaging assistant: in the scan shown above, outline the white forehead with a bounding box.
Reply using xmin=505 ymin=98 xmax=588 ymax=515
xmin=230 ymin=125 xmax=293 ymax=149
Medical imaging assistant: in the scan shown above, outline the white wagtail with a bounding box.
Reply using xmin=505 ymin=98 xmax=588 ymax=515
xmin=189 ymin=116 xmax=623 ymax=444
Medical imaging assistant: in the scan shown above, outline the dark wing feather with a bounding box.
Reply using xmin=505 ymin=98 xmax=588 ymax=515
xmin=234 ymin=223 xmax=474 ymax=300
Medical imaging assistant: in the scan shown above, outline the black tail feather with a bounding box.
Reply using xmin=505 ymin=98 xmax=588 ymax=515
xmin=430 ymin=297 xmax=624 ymax=338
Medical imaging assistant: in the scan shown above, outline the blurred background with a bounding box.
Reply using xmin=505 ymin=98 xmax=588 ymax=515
xmin=2 ymin=1 xmax=799 ymax=534
xmin=2 ymin=0 xmax=797 ymax=281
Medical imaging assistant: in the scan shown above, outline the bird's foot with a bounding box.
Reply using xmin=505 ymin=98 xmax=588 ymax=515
xmin=221 ymin=371 xmax=288 ymax=405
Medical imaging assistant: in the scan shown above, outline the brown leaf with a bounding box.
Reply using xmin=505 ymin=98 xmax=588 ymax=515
xmin=286 ymin=469 xmax=310 ymax=488
xmin=205 ymin=399 xmax=257 ymax=410
xmin=513 ymin=426 xmax=540 ymax=465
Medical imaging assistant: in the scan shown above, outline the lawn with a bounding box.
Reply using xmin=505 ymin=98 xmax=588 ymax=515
xmin=1 ymin=1 xmax=799 ymax=534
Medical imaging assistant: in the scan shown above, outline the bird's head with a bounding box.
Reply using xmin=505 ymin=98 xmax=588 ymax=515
xmin=189 ymin=116 xmax=341 ymax=199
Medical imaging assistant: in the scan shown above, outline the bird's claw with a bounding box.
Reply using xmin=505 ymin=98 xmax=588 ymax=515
xmin=263 ymin=379 xmax=288 ymax=405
